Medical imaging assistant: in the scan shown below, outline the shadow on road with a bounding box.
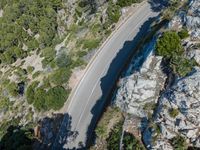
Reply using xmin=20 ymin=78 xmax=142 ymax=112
xmin=84 ymin=16 xmax=161 ymax=148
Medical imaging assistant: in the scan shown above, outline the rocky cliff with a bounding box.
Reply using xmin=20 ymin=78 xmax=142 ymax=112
xmin=114 ymin=0 xmax=200 ymax=149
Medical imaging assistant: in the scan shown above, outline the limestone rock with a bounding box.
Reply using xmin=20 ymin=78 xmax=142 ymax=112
xmin=152 ymin=67 xmax=200 ymax=148
xmin=115 ymin=39 xmax=166 ymax=117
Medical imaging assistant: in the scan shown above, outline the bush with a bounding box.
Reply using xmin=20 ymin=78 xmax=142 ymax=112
xmin=95 ymin=125 xmax=106 ymax=138
xmin=156 ymin=31 xmax=196 ymax=77
xmin=49 ymin=68 xmax=71 ymax=85
xmin=178 ymin=29 xmax=189 ymax=39
xmin=26 ymin=81 xmax=39 ymax=104
xmin=0 ymin=97 xmax=10 ymax=110
xmin=107 ymin=3 xmax=121 ymax=23
xmin=7 ymin=82 xmax=18 ymax=97
xmin=123 ymin=132 xmax=145 ymax=150
xmin=26 ymin=81 xmax=69 ymax=111
xmin=117 ymin=0 xmax=141 ymax=7
xmin=45 ymin=86 xmax=69 ymax=110
xmin=169 ymin=108 xmax=179 ymax=118
xmin=170 ymin=57 xmax=197 ymax=77
xmin=33 ymin=88 xmax=47 ymax=111
xmin=80 ymin=38 xmax=101 ymax=51
xmin=27 ymin=66 xmax=34 ymax=74
xmin=56 ymin=52 xmax=72 ymax=68
xmin=107 ymin=121 xmax=123 ymax=150
xmin=32 ymin=71 xmax=41 ymax=79
xmin=41 ymin=47 xmax=56 ymax=68
xmin=170 ymin=135 xmax=187 ymax=150
xmin=156 ymin=31 xmax=183 ymax=58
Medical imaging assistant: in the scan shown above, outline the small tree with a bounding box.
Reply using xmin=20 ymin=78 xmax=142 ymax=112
xmin=178 ymin=29 xmax=189 ymax=39
xmin=170 ymin=135 xmax=187 ymax=150
xmin=169 ymin=108 xmax=179 ymax=118
xmin=156 ymin=31 xmax=183 ymax=58
xmin=45 ymin=86 xmax=69 ymax=110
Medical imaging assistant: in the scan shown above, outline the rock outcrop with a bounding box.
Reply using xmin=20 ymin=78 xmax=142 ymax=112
xmin=169 ymin=0 xmax=200 ymax=39
xmin=144 ymin=67 xmax=200 ymax=149
xmin=115 ymin=39 xmax=166 ymax=117
xmin=185 ymin=0 xmax=200 ymax=39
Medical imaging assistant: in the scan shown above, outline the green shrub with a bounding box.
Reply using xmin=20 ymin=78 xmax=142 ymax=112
xmin=26 ymin=81 xmax=69 ymax=111
xmin=156 ymin=31 xmax=183 ymax=58
xmin=26 ymin=81 xmax=39 ymax=104
xmin=45 ymin=86 xmax=69 ymax=110
xmin=117 ymin=0 xmax=141 ymax=7
xmin=156 ymin=31 xmax=196 ymax=77
xmin=107 ymin=3 xmax=121 ymax=23
xmin=178 ymin=29 xmax=189 ymax=39
xmin=95 ymin=125 xmax=107 ymax=138
xmin=107 ymin=121 xmax=123 ymax=150
xmin=123 ymin=132 xmax=145 ymax=150
xmin=82 ymin=39 xmax=101 ymax=50
xmin=27 ymin=66 xmax=34 ymax=74
xmin=169 ymin=108 xmax=179 ymax=118
xmin=7 ymin=82 xmax=18 ymax=97
xmin=32 ymin=71 xmax=41 ymax=79
xmin=56 ymin=52 xmax=72 ymax=68
xmin=14 ymin=68 xmax=27 ymax=78
xmin=49 ymin=68 xmax=71 ymax=85
xmin=77 ymin=50 xmax=88 ymax=57
xmin=170 ymin=135 xmax=187 ymax=150
xmin=33 ymin=87 xmax=47 ymax=111
xmin=170 ymin=57 xmax=196 ymax=77
xmin=41 ymin=47 xmax=56 ymax=68
xmin=0 ymin=97 xmax=10 ymax=110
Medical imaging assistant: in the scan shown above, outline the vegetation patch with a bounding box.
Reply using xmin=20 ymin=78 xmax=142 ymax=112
xmin=0 ymin=125 xmax=34 ymax=150
xmin=106 ymin=120 xmax=123 ymax=149
xmin=117 ymin=0 xmax=142 ymax=7
xmin=168 ymin=108 xmax=179 ymax=118
xmin=123 ymin=132 xmax=145 ymax=150
xmin=95 ymin=107 xmax=123 ymax=139
xmin=156 ymin=31 xmax=196 ymax=77
xmin=0 ymin=0 xmax=62 ymax=64
xmin=178 ymin=28 xmax=189 ymax=39
xmin=170 ymin=135 xmax=187 ymax=150
xmin=26 ymin=83 xmax=69 ymax=111
xmin=107 ymin=2 xmax=121 ymax=24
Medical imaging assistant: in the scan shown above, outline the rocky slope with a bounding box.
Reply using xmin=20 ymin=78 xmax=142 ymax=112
xmin=152 ymin=67 xmax=200 ymax=148
xmin=114 ymin=0 xmax=200 ymax=149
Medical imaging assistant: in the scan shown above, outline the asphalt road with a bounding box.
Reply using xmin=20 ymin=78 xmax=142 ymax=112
xmin=53 ymin=1 xmax=160 ymax=149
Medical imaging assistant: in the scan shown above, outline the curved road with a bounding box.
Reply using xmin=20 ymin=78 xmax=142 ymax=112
xmin=53 ymin=1 xmax=160 ymax=149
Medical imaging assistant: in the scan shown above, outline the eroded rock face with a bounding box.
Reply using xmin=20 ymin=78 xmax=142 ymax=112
xmin=144 ymin=67 xmax=200 ymax=149
xmin=169 ymin=0 xmax=200 ymax=39
xmin=115 ymin=45 xmax=166 ymax=117
xmin=156 ymin=67 xmax=200 ymax=146
xmin=186 ymin=0 xmax=200 ymax=39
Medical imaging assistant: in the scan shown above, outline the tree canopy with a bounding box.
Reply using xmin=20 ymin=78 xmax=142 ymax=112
xmin=0 ymin=0 xmax=62 ymax=64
